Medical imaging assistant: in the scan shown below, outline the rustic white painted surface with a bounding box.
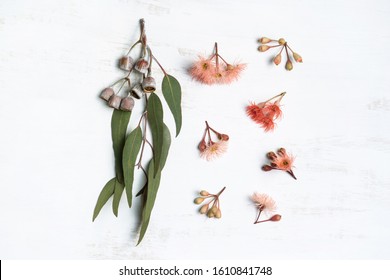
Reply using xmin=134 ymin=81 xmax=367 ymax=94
xmin=0 ymin=0 xmax=389 ymax=259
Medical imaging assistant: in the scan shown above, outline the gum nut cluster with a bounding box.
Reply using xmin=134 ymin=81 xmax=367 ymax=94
xmin=190 ymin=42 xmax=246 ymax=85
xmin=194 ymin=187 xmax=226 ymax=219
xmin=99 ymin=19 xmax=158 ymax=111
xmin=257 ymin=37 xmax=302 ymax=71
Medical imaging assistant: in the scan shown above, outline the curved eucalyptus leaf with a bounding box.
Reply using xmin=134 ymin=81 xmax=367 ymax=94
xmin=122 ymin=126 xmax=143 ymax=208
xmin=112 ymin=180 xmax=124 ymax=217
xmin=92 ymin=178 xmax=116 ymax=221
xmin=137 ymin=160 xmax=161 ymax=245
xmin=147 ymin=93 xmax=164 ymax=177
xmin=160 ymin=123 xmax=171 ymax=170
xmin=111 ymin=110 xmax=131 ymax=184
xmin=162 ymin=75 xmax=182 ymax=137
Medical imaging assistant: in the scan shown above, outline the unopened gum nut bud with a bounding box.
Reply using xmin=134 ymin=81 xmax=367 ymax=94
xmin=207 ymin=210 xmax=215 ymax=218
xmin=211 ymin=206 xmax=218 ymax=215
xmin=199 ymin=204 xmax=209 ymax=214
xmin=266 ymin=151 xmax=277 ymax=160
xmin=273 ymin=54 xmax=282 ymax=66
xmin=134 ymin=58 xmax=149 ymax=74
xmin=270 ymin=214 xmax=282 ymax=222
xmin=100 ymin=88 xmax=114 ymax=101
xmin=120 ymin=96 xmax=135 ymax=112
xmin=119 ymin=56 xmax=134 ymax=71
xmin=220 ymin=134 xmax=229 ymax=141
xmin=293 ymin=52 xmax=303 ymax=63
xmin=200 ymin=190 xmax=209 ymax=196
xmin=258 ymin=45 xmax=270 ymax=52
xmin=194 ymin=197 xmax=204 ymax=204
xmin=215 ymin=209 xmax=222 ymax=219
xmin=198 ymin=141 xmax=207 ymax=152
xmin=262 ymin=165 xmax=273 ymax=171
xmin=258 ymin=37 xmax=272 ymax=44
xmin=108 ymin=95 xmax=121 ymax=109
xmin=278 ymin=38 xmax=286 ymax=45
xmin=277 ymin=148 xmax=286 ymax=156
xmin=285 ymin=60 xmax=293 ymax=71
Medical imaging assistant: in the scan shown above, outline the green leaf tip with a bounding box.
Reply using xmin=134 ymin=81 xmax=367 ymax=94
xmin=92 ymin=178 xmax=116 ymax=222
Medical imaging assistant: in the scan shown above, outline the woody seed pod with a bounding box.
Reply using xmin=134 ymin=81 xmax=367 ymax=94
xmin=142 ymin=76 xmax=156 ymax=93
xmin=131 ymin=84 xmax=145 ymax=99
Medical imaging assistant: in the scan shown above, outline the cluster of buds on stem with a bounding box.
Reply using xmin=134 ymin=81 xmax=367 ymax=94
xmin=194 ymin=187 xmax=226 ymax=219
xmin=262 ymin=148 xmax=297 ymax=180
xmin=198 ymin=121 xmax=229 ymax=161
xmin=251 ymin=192 xmax=282 ymax=224
xmin=190 ymin=42 xmax=246 ymax=84
xmin=100 ymin=19 xmax=158 ymax=110
xmin=246 ymin=92 xmax=286 ymax=132
xmin=257 ymin=37 xmax=302 ymax=71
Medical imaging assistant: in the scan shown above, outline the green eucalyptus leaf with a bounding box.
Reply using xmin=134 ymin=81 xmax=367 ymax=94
xmin=162 ymin=75 xmax=182 ymax=137
xmin=112 ymin=180 xmax=124 ymax=217
xmin=92 ymin=178 xmax=116 ymax=221
xmin=147 ymin=93 xmax=164 ymax=177
xmin=111 ymin=109 xmax=131 ymax=184
xmin=137 ymin=160 xmax=161 ymax=245
xmin=160 ymin=123 xmax=171 ymax=170
xmin=122 ymin=126 xmax=143 ymax=208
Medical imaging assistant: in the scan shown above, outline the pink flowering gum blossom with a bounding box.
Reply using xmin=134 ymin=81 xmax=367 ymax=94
xmin=190 ymin=43 xmax=246 ymax=85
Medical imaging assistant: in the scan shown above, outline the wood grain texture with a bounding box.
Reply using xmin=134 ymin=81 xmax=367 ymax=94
xmin=0 ymin=0 xmax=389 ymax=259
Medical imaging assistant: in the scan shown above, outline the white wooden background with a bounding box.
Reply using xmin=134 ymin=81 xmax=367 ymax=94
xmin=0 ymin=0 xmax=389 ymax=259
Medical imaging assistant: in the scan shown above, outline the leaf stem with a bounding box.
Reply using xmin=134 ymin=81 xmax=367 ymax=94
xmin=214 ymin=42 xmax=219 ymax=70
xmin=152 ymin=54 xmax=167 ymax=76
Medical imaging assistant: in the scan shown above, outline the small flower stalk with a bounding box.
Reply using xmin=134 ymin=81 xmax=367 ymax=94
xmin=246 ymin=92 xmax=286 ymax=132
xmin=251 ymin=192 xmax=281 ymax=224
xmin=262 ymin=148 xmax=297 ymax=180
xmin=257 ymin=37 xmax=302 ymax=71
xmin=190 ymin=42 xmax=246 ymax=85
xmin=194 ymin=187 xmax=226 ymax=219
xmin=198 ymin=121 xmax=229 ymax=161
